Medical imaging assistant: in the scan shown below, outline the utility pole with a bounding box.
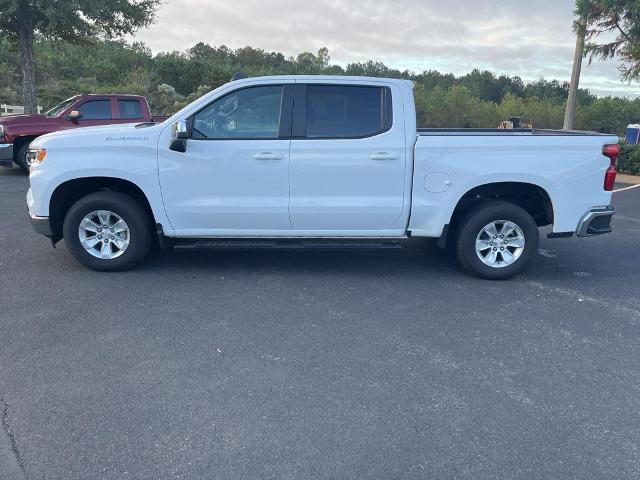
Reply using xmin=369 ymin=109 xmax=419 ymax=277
xmin=564 ymin=17 xmax=587 ymax=130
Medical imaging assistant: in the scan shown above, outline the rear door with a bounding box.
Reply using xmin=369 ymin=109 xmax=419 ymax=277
xmin=288 ymin=83 xmax=407 ymax=233
xmin=116 ymin=98 xmax=146 ymax=123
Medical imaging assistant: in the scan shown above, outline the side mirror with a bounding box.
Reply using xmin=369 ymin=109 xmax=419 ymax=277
xmin=170 ymin=120 xmax=188 ymax=153
xmin=66 ymin=110 xmax=83 ymax=121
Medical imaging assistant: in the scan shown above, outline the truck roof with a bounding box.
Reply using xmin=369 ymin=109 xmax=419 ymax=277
xmin=74 ymin=93 xmax=147 ymax=99
xmin=229 ymin=75 xmax=414 ymax=88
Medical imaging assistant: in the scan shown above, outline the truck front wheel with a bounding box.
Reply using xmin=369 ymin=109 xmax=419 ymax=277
xmin=15 ymin=143 xmax=30 ymax=173
xmin=455 ymin=201 xmax=539 ymax=280
xmin=63 ymin=192 xmax=152 ymax=271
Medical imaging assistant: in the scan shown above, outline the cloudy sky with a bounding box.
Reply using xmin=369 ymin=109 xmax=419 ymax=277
xmin=131 ymin=0 xmax=639 ymax=98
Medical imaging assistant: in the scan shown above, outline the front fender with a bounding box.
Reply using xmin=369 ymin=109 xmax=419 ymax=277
xmin=28 ymin=146 xmax=173 ymax=235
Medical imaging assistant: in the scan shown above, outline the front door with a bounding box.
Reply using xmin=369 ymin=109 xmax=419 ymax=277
xmin=63 ymin=98 xmax=115 ymax=129
xmin=158 ymin=84 xmax=293 ymax=234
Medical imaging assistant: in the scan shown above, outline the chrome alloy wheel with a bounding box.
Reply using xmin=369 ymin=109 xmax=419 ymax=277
xmin=475 ymin=220 xmax=525 ymax=268
xmin=78 ymin=210 xmax=130 ymax=259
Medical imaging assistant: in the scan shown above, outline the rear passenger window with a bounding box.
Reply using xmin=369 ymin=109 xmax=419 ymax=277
xmin=304 ymin=85 xmax=391 ymax=138
xmin=118 ymin=100 xmax=143 ymax=119
xmin=77 ymin=100 xmax=112 ymax=120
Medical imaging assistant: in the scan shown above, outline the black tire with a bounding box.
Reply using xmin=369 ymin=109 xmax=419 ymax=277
xmin=63 ymin=192 xmax=152 ymax=271
xmin=14 ymin=143 xmax=30 ymax=173
xmin=455 ymin=201 xmax=539 ymax=280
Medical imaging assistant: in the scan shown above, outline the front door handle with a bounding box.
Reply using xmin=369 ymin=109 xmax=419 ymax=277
xmin=254 ymin=152 xmax=284 ymax=160
xmin=370 ymin=152 xmax=399 ymax=161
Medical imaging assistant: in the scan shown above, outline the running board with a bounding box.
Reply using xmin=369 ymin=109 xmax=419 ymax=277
xmin=173 ymin=238 xmax=404 ymax=251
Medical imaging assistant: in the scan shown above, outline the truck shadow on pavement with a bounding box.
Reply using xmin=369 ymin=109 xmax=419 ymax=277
xmin=115 ymin=238 xmax=462 ymax=279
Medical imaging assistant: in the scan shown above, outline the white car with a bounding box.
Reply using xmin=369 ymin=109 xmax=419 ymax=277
xmin=27 ymin=76 xmax=619 ymax=279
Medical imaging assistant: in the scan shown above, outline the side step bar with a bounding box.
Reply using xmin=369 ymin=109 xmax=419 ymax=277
xmin=173 ymin=238 xmax=404 ymax=251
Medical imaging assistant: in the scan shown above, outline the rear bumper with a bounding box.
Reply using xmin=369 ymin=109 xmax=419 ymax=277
xmin=0 ymin=143 xmax=13 ymax=167
xmin=576 ymin=206 xmax=615 ymax=237
xmin=30 ymin=214 xmax=53 ymax=237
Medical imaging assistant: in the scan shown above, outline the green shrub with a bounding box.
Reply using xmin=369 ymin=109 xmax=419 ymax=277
xmin=618 ymin=144 xmax=640 ymax=176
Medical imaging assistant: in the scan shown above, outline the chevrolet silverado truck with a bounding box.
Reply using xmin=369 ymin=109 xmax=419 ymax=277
xmin=26 ymin=76 xmax=619 ymax=279
xmin=0 ymin=94 xmax=167 ymax=172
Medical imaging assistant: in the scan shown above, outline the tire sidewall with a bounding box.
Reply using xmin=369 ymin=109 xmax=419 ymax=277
xmin=63 ymin=192 xmax=151 ymax=271
xmin=15 ymin=143 xmax=30 ymax=173
xmin=456 ymin=202 xmax=539 ymax=280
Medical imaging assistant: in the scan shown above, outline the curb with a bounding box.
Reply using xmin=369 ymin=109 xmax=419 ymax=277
xmin=618 ymin=174 xmax=640 ymax=185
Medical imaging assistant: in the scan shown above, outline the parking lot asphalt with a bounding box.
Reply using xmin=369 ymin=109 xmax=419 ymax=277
xmin=1 ymin=166 xmax=639 ymax=480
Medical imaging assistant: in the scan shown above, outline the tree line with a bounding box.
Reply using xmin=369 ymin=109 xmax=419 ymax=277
xmin=0 ymin=38 xmax=638 ymax=134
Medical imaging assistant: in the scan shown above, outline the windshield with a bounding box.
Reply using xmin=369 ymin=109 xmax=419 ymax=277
xmin=45 ymin=97 xmax=78 ymax=117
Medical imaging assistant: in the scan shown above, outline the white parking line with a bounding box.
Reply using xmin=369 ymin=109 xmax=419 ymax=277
xmin=528 ymin=281 xmax=640 ymax=323
xmin=613 ymin=184 xmax=640 ymax=193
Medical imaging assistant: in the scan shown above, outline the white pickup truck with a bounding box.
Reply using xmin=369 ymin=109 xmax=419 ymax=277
xmin=26 ymin=76 xmax=619 ymax=279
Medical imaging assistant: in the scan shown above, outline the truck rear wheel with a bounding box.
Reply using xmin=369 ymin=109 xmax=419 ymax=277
xmin=63 ymin=192 xmax=152 ymax=271
xmin=454 ymin=201 xmax=539 ymax=280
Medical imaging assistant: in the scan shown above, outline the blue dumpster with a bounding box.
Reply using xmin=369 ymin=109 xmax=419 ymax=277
xmin=626 ymin=124 xmax=640 ymax=145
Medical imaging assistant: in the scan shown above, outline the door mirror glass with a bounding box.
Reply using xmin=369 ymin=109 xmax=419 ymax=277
xmin=67 ymin=110 xmax=83 ymax=121
xmin=170 ymin=120 xmax=188 ymax=153
xmin=171 ymin=120 xmax=189 ymax=140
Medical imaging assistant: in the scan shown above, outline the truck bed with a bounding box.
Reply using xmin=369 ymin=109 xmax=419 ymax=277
xmin=409 ymin=129 xmax=618 ymax=238
xmin=417 ymin=128 xmax=611 ymax=136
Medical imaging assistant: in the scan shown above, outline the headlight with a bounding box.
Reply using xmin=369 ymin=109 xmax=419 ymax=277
xmin=28 ymin=148 xmax=47 ymax=167
xmin=0 ymin=124 xmax=4 ymax=142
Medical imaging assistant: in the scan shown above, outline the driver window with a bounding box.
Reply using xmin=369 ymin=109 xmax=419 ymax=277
xmin=76 ymin=100 xmax=112 ymax=120
xmin=192 ymin=86 xmax=283 ymax=139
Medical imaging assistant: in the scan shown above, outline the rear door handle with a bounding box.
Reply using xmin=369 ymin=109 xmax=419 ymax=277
xmin=254 ymin=152 xmax=284 ymax=160
xmin=370 ymin=152 xmax=399 ymax=160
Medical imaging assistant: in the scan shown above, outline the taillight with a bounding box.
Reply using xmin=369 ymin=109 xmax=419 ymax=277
xmin=602 ymin=144 xmax=619 ymax=191
xmin=603 ymin=144 xmax=620 ymax=163
xmin=604 ymin=166 xmax=617 ymax=191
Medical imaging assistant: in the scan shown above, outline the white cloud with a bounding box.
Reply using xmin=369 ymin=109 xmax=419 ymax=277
xmin=131 ymin=0 xmax=640 ymax=97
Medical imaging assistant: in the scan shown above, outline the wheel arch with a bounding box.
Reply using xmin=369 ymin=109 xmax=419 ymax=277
xmin=49 ymin=176 xmax=156 ymax=242
xmin=438 ymin=181 xmax=554 ymax=247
